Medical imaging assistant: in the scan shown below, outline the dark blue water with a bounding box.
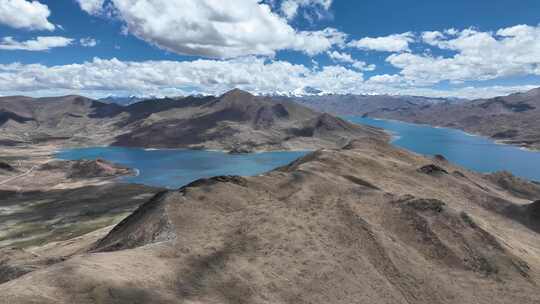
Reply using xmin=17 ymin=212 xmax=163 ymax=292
xmin=346 ymin=117 xmax=540 ymax=182
xmin=56 ymin=147 xmax=307 ymax=189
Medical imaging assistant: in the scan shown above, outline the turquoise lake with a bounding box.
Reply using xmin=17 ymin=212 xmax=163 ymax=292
xmin=347 ymin=117 xmax=540 ymax=182
xmin=56 ymin=117 xmax=540 ymax=188
xmin=56 ymin=147 xmax=307 ymax=189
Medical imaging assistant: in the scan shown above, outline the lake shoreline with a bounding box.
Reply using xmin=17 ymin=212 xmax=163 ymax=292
xmin=346 ymin=116 xmax=540 ymax=182
xmin=56 ymin=146 xmax=309 ymax=189
xmin=359 ymin=116 xmax=540 ymax=152
xmin=357 ymin=116 xmax=540 ymax=152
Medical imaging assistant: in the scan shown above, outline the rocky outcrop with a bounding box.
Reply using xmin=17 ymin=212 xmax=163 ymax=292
xmin=418 ymin=164 xmax=449 ymax=176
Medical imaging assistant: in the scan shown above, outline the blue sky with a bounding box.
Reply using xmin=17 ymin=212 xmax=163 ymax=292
xmin=0 ymin=0 xmax=539 ymax=98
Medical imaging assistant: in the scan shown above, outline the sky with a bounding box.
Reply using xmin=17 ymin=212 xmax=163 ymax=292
xmin=0 ymin=0 xmax=540 ymax=98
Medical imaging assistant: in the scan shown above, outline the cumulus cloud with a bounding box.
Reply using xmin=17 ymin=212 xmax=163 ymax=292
xmin=348 ymin=32 xmax=414 ymax=52
xmin=0 ymin=36 xmax=73 ymax=51
xmin=75 ymin=0 xmax=105 ymax=15
xmin=0 ymin=0 xmax=54 ymax=31
xmin=78 ymin=0 xmax=344 ymax=58
xmin=80 ymin=37 xmax=98 ymax=47
xmin=0 ymin=57 xmax=364 ymax=96
xmin=420 ymin=31 xmax=444 ymax=45
xmin=280 ymin=0 xmax=332 ymax=20
xmin=388 ymin=25 xmax=540 ymax=85
xmin=327 ymin=50 xmax=375 ymax=71
xmin=1 ymin=56 xmax=535 ymax=99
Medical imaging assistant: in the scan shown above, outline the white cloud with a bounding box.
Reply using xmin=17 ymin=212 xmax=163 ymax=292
xmin=1 ymin=56 xmax=535 ymax=99
xmin=0 ymin=36 xmax=73 ymax=51
xmin=390 ymin=25 xmax=540 ymax=85
xmin=352 ymin=61 xmax=376 ymax=71
xmin=348 ymin=32 xmax=414 ymax=52
xmin=296 ymin=28 xmax=347 ymax=55
xmin=327 ymin=50 xmax=354 ymax=63
xmin=327 ymin=51 xmax=375 ymax=71
xmin=0 ymin=57 xmax=364 ymax=96
xmin=88 ymin=0 xmax=345 ymax=58
xmin=0 ymin=0 xmax=54 ymax=31
xmin=420 ymin=31 xmax=444 ymax=45
xmin=367 ymin=74 xmax=403 ymax=85
xmin=75 ymin=0 xmax=105 ymax=15
xmin=280 ymin=0 xmax=332 ymax=20
xmin=80 ymin=37 xmax=98 ymax=47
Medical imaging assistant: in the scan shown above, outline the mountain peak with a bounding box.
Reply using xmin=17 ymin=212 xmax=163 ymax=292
xmin=221 ymin=88 xmax=254 ymax=99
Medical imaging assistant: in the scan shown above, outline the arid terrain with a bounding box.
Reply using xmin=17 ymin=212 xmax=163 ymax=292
xmin=1 ymin=89 xmax=540 ymax=303
xmin=1 ymin=136 xmax=540 ymax=303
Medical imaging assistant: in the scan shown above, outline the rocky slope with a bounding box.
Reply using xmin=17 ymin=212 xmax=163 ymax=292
xmin=0 ymin=90 xmax=385 ymax=152
xmin=364 ymin=88 xmax=540 ymax=150
xmin=2 ymin=138 xmax=540 ymax=303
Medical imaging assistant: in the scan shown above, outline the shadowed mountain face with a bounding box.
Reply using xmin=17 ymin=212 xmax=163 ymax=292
xmin=2 ymin=139 xmax=540 ymax=303
xmin=361 ymin=88 xmax=540 ymax=150
xmin=0 ymin=111 xmax=34 ymax=127
xmin=0 ymin=90 xmax=385 ymax=151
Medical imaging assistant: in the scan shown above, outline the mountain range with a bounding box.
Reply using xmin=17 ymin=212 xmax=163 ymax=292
xmin=292 ymin=88 xmax=540 ymax=151
xmin=0 ymin=89 xmax=384 ymax=152
xmin=362 ymin=88 xmax=540 ymax=150
xmin=293 ymin=94 xmax=465 ymax=117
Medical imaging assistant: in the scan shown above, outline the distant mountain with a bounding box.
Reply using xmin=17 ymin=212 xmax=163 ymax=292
xmin=293 ymin=94 xmax=464 ymax=117
xmin=99 ymin=96 xmax=154 ymax=106
xmin=364 ymin=87 xmax=540 ymax=150
xmin=113 ymin=89 xmax=384 ymax=151
xmin=0 ymin=89 xmax=385 ymax=152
